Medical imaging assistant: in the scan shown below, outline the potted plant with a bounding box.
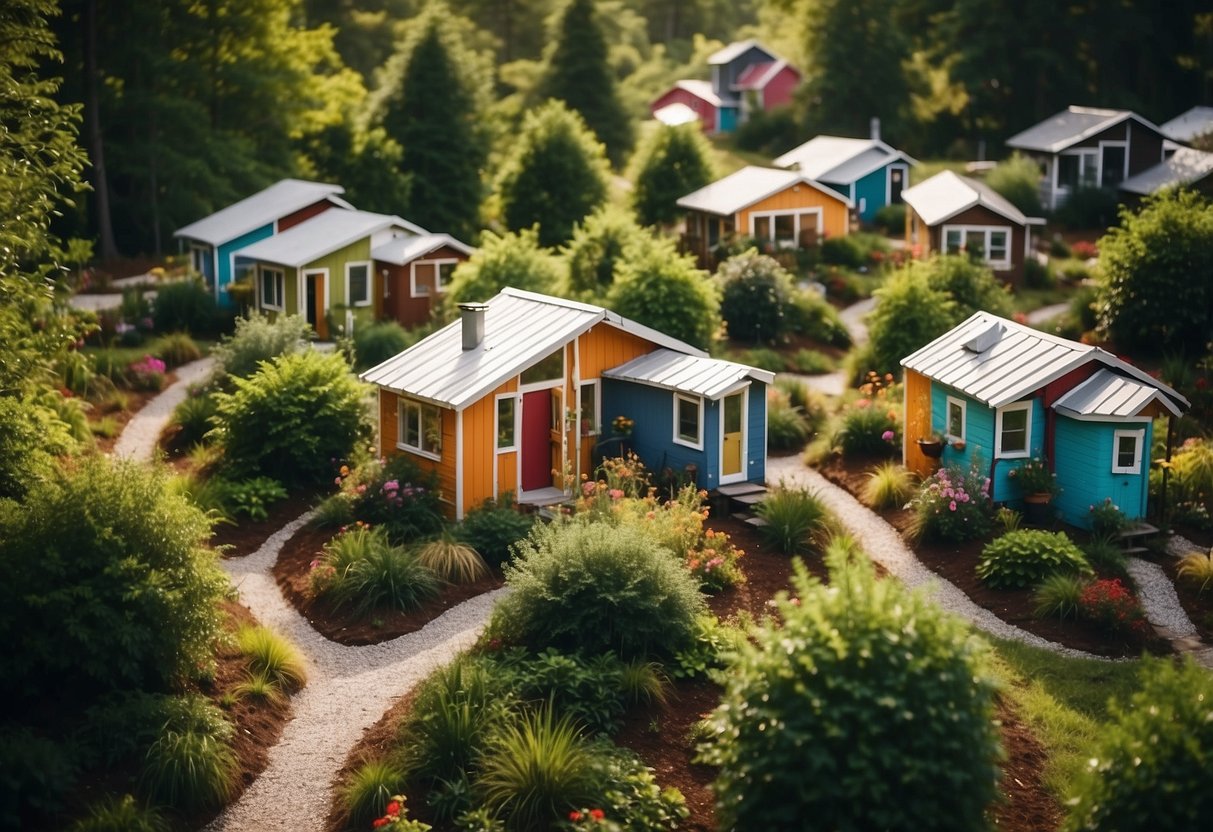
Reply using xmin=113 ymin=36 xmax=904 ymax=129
xmin=1008 ymin=457 xmax=1058 ymax=524
xmin=611 ymin=415 xmax=634 ymax=437
xmin=916 ymin=434 xmax=946 ymax=459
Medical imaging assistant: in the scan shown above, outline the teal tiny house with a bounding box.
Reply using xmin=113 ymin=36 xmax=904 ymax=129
xmin=901 ymin=313 xmax=1188 ymax=528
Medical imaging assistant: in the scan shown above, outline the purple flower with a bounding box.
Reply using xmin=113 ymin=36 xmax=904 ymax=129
xmin=881 ymin=430 xmax=895 ymax=442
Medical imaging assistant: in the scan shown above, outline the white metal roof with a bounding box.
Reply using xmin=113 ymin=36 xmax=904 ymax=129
xmin=707 ymin=39 xmax=773 ymax=65
xmin=1160 ymin=106 xmax=1213 ymax=143
xmin=901 ymin=170 xmax=1039 ymax=227
xmin=1006 ymin=106 xmax=1162 ymax=154
xmin=1119 ymin=147 xmax=1213 ymax=195
xmin=673 ymin=80 xmax=722 ymax=108
xmin=1053 ymin=368 xmax=1184 ymax=419
xmin=371 ymin=233 xmax=474 ymax=266
xmin=653 ymin=102 xmax=700 ymax=127
xmin=901 ymin=312 xmax=1188 ymax=412
xmin=676 ymin=165 xmax=853 ymax=216
xmin=602 ymin=349 xmax=774 ymax=399
xmin=775 ymin=135 xmax=917 ymax=185
xmin=234 ymin=210 xmax=426 ymax=269
xmin=360 ymin=288 xmax=706 ymax=411
xmin=174 ymin=179 xmax=351 ymax=246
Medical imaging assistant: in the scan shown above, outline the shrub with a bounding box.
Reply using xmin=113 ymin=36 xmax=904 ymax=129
xmin=1081 ymin=537 xmax=1131 ymax=584
xmin=169 ymin=391 xmax=218 ymax=447
xmin=608 ymin=237 xmax=718 ymax=350
xmin=789 ymin=348 xmax=835 ymax=374
xmin=1024 ymin=258 xmax=1052 ymax=289
xmin=488 ymin=648 xmax=636 ymax=737
xmin=139 ymin=715 xmax=238 ymax=811
xmin=342 ymin=759 xmax=409 ymax=831
xmin=236 ymin=625 xmax=308 ymax=692
xmin=209 ymin=313 xmax=311 ymax=385
xmin=493 ymin=520 xmax=706 ymax=660
xmin=344 ymin=455 xmax=445 ymax=544
xmin=986 ymin=153 xmax=1044 ymax=217
xmin=907 ymin=465 xmax=995 ymax=543
xmin=562 ymin=206 xmax=651 ymax=301
xmin=0 ymin=727 xmax=79 ymax=825
xmin=766 ymin=398 xmax=811 ymax=452
xmin=311 ymin=526 xmax=442 ymax=615
xmin=1088 ymin=496 xmax=1130 ymax=540
xmin=755 ymin=486 xmax=828 ymax=556
xmin=872 ymin=203 xmax=906 ymax=235
xmin=583 ymin=739 xmax=687 ymax=830
xmin=1032 ymin=574 xmax=1088 ymax=620
xmin=835 ymin=401 xmax=899 ymax=457
xmin=454 ymin=496 xmax=535 ymax=568
xmin=862 ymin=462 xmax=915 ymax=510
xmin=445 ymin=228 xmax=565 ymax=309
xmin=0 ymin=395 xmax=76 ymax=500
xmin=1177 ymin=548 xmax=1213 ymax=594
xmin=672 ymin=614 xmax=749 ymax=680
xmin=128 ymin=354 xmax=167 ymax=391
xmin=152 ymin=279 xmax=217 ymax=336
xmin=820 ymin=235 xmax=886 ymax=269
xmin=353 ymin=320 xmax=417 ymax=371
xmin=716 ymin=249 xmax=794 ymax=344
xmin=739 ymin=346 xmax=784 ymax=372
xmin=1077 ymin=578 xmax=1149 ymax=636
xmin=919 ymin=253 xmax=1013 ymax=319
xmin=977 ymin=529 xmax=1092 ymax=589
xmin=165 ymin=471 xmax=230 ymax=523
xmin=211 ymin=349 xmax=367 ymax=483
xmin=785 ymin=290 xmax=851 ymax=347
xmin=0 ymin=458 xmax=226 ymax=705
xmin=417 ymin=535 xmax=491 ymax=584
xmin=866 ymin=267 xmax=956 ymax=375
xmin=148 ymin=332 xmax=202 ymax=368
xmin=72 ymin=794 xmax=167 ymax=832
xmin=994 ymin=506 xmax=1022 ymax=533
xmin=213 ymin=476 xmax=288 ymax=521
xmin=1063 ymin=657 xmax=1213 ymax=831
xmin=702 ymin=549 xmax=1001 ymax=830
xmin=630 ymin=123 xmax=714 ymax=228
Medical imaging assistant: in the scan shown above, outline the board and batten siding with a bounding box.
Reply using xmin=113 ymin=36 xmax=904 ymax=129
xmin=602 ymin=379 xmax=719 ymax=487
xmin=462 ymin=377 xmax=519 ymax=512
xmin=852 ymin=165 xmax=889 ymax=223
xmin=377 ymin=389 xmax=459 ymax=517
xmin=219 ymin=225 xmax=274 ymax=304
xmin=1052 ymin=416 xmax=1150 ymax=527
xmin=903 ymin=369 xmax=934 ymax=477
xmin=745 ymin=381 xmax=767 ymax=483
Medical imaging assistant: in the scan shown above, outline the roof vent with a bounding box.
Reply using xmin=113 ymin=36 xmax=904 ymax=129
xmin=459 ymin=303 xmax=489 ymax=351
xmin=963 ymin=321 xmax=1004 ymax=353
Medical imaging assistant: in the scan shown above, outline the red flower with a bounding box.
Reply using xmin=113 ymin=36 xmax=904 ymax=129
xmin=589 ymin=808 xmax=606 ymax=820
xmin=569 ymin=810 xmax=583 ymax=821
xmin=372 ymin=819 xmax=388 ymax=829
xmin=385 ymin=801 xmax=400 ymax=816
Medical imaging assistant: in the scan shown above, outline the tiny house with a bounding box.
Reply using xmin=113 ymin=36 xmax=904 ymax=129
xmin=901 ymin=312 xmax=1188 ymax=528
xmin=372 ymin=233 xmax=474 ymax=329
xmin=360 ymin=288 xmax=772 ymax=519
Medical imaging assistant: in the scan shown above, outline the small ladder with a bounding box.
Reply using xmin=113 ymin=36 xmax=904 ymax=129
xmin=1117 ymin=522 xmax=1159 ymax=556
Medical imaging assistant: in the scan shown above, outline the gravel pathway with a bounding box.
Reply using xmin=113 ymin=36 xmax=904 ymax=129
xmin=1026 ymin=302 xmax=1070 ymax=325
xmin=1125 ymin=557 xmax=1197 ymax=639
xmin=112 ymin=356 xmax=215 ymax=461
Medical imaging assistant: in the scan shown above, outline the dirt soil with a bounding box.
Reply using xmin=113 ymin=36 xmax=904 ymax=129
xmin=210 ymin=490 xmax=321 ymax=558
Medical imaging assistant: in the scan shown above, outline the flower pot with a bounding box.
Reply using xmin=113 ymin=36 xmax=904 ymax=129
xmin=917 ymin=438 xmax=945 ymax=459
xmin=1023 ymin=493 xmax=1053 ymax=525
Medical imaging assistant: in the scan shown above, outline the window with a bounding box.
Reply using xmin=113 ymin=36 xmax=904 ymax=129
xmin=398 ymin=398 xmax=443 ymax=458
xmin=1112 ymin=429 xmax=1144 ymax=474
xmin=750 ymin=210 xmax=822 ymax=248
xmin=1057 ymin=154 xmax=1080 ymax=189
xmin=346 ymin=262 xmax=371 ymax=306
xmin=496 ymin=396 xmax=516 ymax=451
xmin=995 ymin=402 xmax=1031 ymax=458
xmin=941 ymin=225 xmax=1014 ymax=269
xmin=578 ymin=381 xmax=599 ymax=436
xmin=437 ymin=262 xmax=456 ymax=293
xmin=945 ymin=396 xmax=966 ymax=442
xmin=521 ymin=348 xmax=563 ymax=385
xmin=673 ymin=393 xmax=703 ymax=449
xmin=410 ymin=259 xmax=458 ymax=297
xmin=260 ymin=266 xmax=284 ymax=310
xmin=1058 ymin=150 xmax=1097 ymax=190
xmin=988 ymin=230 xmax=1008 ymax=264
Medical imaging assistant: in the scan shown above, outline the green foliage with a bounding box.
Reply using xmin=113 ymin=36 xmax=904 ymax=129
xmin=353 ymin=320 xmax=415 ymax=371
xmin=702 ymin=549 xmax=1001 ymax=831
xmin=785 ymin=290 xmax=852 ymax=347
xmin=139 ymin=707 xmax=237 ymax=811
xmin=148 ymin=332 xmax=202 ymax=368
xmin=835 ymin=402 xmax=899 ymax=457
xmin=986 ymin=154 xmax=1044 ymax=217
xmin=918 ymin=253 xmax=1013 ymax=319
xmin=977 ymin=529 xmax=1093 ymax=589
xmin=311 ymin=526 xmax=442 ymax=616
xmin=343 ymin=760 xmax=409 ymax=831
xmin=562 ymin=206 xmax=650 ymax=301
xmin=1063 ymin=657 xmax=1213 ymax=831
xmin=821 ymin=233 xmax=887 ymax=269
xmin=1033 ymin=574 xmax=1087 ymax=620
xmin=755 ymin=487 xmax=828 ymax=556
xmin=671 ymin=614 xmax=749 ymax=680
xmin=209 ymin=313 xmax=311 ymax=386
xmin=152 ymin=279 xmax=219 ymax=336
xmin=497 ymin=100 xmax=610 ymax=248
xmin=630 ymin=123 xmax=713 ymax=226
xmin=211 ymin=349 xmax=367 ymax=483
xmin=733 ymin=105 xmax=802 ymax=155
xmin=766 ymin=397 xmax=811 ymax=452
xmin=454 ymin=496 xmax=536 ymax=569
xmin=347 ymin=455 xmax=446 ymax=544
xmin=608 ymin=237 xmax=718 ymax=350
xmin=0 ymin=458 xmax=226 ymax=705
xmin=0 ymin=726 xmax=79 ymax=826
xmin=213 ymin=476 xmax=287 ymax=521
xmin=236 ymin=625 xmax=307 ymax=692
xmin=1088 ymin=496 xmax=1130 ymax=540
xmin=1081 ymin=537 xmax=1131 ymax=584
xmin=866 ymin=267 xmax=956 ymax=375
xmin=716 ymin=249 xmax=794 ymax=344
xmin=862 ymin=461 xmax=915 ymax=510
xmin=1097 ymin=190 xmax=1213 ymax=354
xmin=872 ymin=203 xmax=907 ymax=235
xmin=907 ymin=465 xmax=995 ymax=543
xmin=170 ymin=392 xmax=219 ymax=448
xmin=584 ymin=739 xmax=687 ymax=831
xmin=1177 ymin=548 xmax=1213 ymax=594
xmin=0 ymin=394 xmax=76 ymax=500
xmin=488 ymin=648 xmax=636 ymax=737
xmin=71 ymin=794 xmax=167 ymax=832
xmin=417 ymin=535 xmax=491 ymax=584
xmin=540 ymin=0 xmax=632 ymax=166
xmin=445 ymin=228 xmax=565 ymax=307
xmin=493 ymin=520 xmax=706 ymax=660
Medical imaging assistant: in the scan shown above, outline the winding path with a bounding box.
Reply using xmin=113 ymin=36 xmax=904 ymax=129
xmin=112 ymin=356 xmax=215 ymax=461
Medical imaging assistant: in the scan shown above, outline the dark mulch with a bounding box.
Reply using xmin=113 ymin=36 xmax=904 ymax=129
xmin=817 ymin=456 xmax=1171 ymax=659
xmin=1144 ymin=546 xmax=1213 ymax=642
xmin=211 ymin=490 xmax=320 ymax=558
xmin=271 ymin=521 xmax=504 ymax=646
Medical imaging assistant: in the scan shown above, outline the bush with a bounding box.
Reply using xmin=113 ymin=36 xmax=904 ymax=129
xmin=583 ymin=739 xmax=687 ymax=830
xmin=862 ymin=462 xmax=915 ymax=510
xmin=1033 ymin=574 xmax=1087 ymax=620
xmin=630 ymin=124 xmax=714 ymax=228
xmin=0 ymin=458 xmax=227 ymax=705
xmin=492 ymin=520 xmax=706 ymax=660
xmin=72 ymin=795 xmax=167 ymax=832
xmin=127 ymin=354 xmax=166 ymax=392
xmin=872 ymin=203 xmax=906 ymax=235
xmin=835 ymin=401 xmax=899 ymax=457
xmin=0 ymin=395 xmax=75 ymax=500
xmin=310 ymin=525 xmax=442 ymax=615
xmin=702 ymin=547 xmax=1001 ymax=830
xmin=755 ymin=486 xmax=828 ymax=555
xmin=1081 ymin=537 xmax=1131 ymax=584
xmin=139 ymin=702 xmax=237 ymax=811
xmin=977 ymin=529 xmax=1092 ymax=589
xmin=344 ymin=455 xmax=446 ymax=544
xmin=148 ymin=332 xmax=202 ymax=368
xmin=986 ymin=154 xmax=1044 ymax=217
xmin=1024 ymin=258 xmax=1053 ymax=289
xmin=236 ymin=625 xmax=308 ymax=692
xmin=445 ymin=228 xmax=565 ymax=309
xmin=209 ymin=313 xmax=311 ymax=385
xmin=0 ymin=727 xmax=80 ymax=826
xmin=1177 ymin=548 xmax=1213 ymax=594
xmin=907 ymin=465 xmax=995 ymax=543
xmin=342 ymin=759 xmax=409 ymax=831
xmin=716 ymin=249 xmax=794 ymax=344
xmin=1063 ymin=657 xmax=1213 ymax=831
xmin=919 ymin=253 xmax=1012 ymax=319
xmin=211 ymin=349 xmax=367 ymax=483
xmin=738 ymin=346 xmax=784 ymax=372
xmin=865 ymin=267 xmax=956 ymax=375
xmin=1088 ymin=496 xmax=1130 ymax=540
xmin=417 ymin=535 xmax=491 ymax=584
xmin=785 ymin=290 xmax=851 ymax=348
xmin=608 ymin=237 xmax=718 ymax=350
xmin=789 ymin=348 xmax=834 ymax=374
xmin=454 ymin=496 xmax=535 ymax=568
xmin=152 ymin=279 xmax=217 ymax=336
xmin=562 ymin=206 xmax=650 ymax=300
xmin=213 ymin=476 xmax=287 ymax=521
xmin=353 ymin=320 xmax=415 ymax=371
xmin=766 ymin=398 xmax=811 ymax=452
xmin=1076 ymin=578 xmax=1149 ymax=637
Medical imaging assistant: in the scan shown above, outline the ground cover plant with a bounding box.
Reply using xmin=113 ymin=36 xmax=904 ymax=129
xmin=976 ymin=530 xmax=1093 ymax=589
xmin=755 ymin=485 xmax=828 ymax=556
xmin=309 ymin=525 xmax=443 ymax=616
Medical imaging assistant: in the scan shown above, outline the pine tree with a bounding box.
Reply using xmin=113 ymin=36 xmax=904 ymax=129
xmin=541 ymin=0 xmax=633 ymax=167
xmin=631 ymin=123 xmax=714 ymax=227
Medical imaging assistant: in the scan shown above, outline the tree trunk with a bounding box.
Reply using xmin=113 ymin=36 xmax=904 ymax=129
xmin=83 ymin=0 xmax=118 ymax=260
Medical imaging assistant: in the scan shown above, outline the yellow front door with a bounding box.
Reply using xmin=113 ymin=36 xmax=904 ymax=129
xmin=722 ymin=391 xmax=744 ymax=482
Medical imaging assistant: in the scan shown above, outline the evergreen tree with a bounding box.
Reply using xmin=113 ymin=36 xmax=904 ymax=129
xmin=377 ymin=7 xmax=490 ymax=239
xmin=541 ymin=0 xmax=633 ymax=166
xmin=497 ymin=100 xmax=610 ymax=248
xmin=631 ymin=123 xmax=714 ymax=227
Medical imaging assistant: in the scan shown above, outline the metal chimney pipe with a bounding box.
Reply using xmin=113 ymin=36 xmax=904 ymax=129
xmin=870 ymin=116 xmax=881 ymax=142
xmin=459 ymin=303 xmax=488 ymax=350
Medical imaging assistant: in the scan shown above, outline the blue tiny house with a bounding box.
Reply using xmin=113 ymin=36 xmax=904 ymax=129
xmin=902 ymin=313 xmax=1187 ymax=528
xmin=774 ymin=130 xmax=915 ymax=224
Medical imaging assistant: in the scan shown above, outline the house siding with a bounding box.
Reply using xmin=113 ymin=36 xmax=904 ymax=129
xmin=379 ymin=244 xmax=469 ymax=328
xmin=921 ymin=204 xmax=1029 ymax=284
xmin=650 ymin=86 xmax=718 ymax=133
xmin=219 ymin=225 xmax=274 ymax=308
xmin=745 ymin=381 xmax=767 ymax=483
xmin=852 ymin=166 xmax=889 ymax=223
xmin=761 ymin=66 xmax=799 ymax=110
xmin=736 ymin=183 xmax=850 ymax=241
xmin=378 ymin=390 xmax=459 ymax=517
xmin=278 ymin=199 xmax=338 ymax=232
xmin=603 ymin=379 xmax=719 ymax=488
xmin=1053 ymin=417 xmax=1151 ymax=527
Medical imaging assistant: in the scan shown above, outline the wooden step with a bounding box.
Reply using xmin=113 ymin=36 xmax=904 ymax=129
xmin=744 ymin=515 xmax=770 ymax=528
xmin=732 ymin=492 xmax=767 ymax=507
xmin=1122 ymin=546 xmax=1149 ymax=556
xmin=1118 ymin=523 xmax=1159 ymax=540
xmin=716 ymin=482 xmax=767 ymax=497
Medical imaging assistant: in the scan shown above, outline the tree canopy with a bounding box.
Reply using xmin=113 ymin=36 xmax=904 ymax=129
xmin=631 ymin=123 xmax=714 ymax=227
xmin=608 ymin=237 xmax=718 ymax=349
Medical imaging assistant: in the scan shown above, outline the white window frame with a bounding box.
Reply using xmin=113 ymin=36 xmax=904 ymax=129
xmin=190 ymin=244 xmax=211 ymax=278
xmin=397 ymin=398 xmax=442 ymax=461
xmin=259 ymin=265 xmax=284 ymax=311
xmin=945 ymin=396 xmax=967 ymax=443
xmin=1057 ymin=148 xmax=1099 ymax=191
xmin=673 ymin=393 xmax=704 ymax=450
xmin=941 ymin=224 xmax=1014 ymax=270
xmin=749 ymin=208 xmax=824 ymax=249
xmin=495 ymin=394 xmax=517 ymax=453
xmin=1112 ymin=428 xmax=1145 ymax=475
xmin=345 ymin=260 xmax=373 ymax=307
xmin=994 ymin=401 xmax=1032 ymax=459
xmin=409 ymin=258 xmax=459 ymax=297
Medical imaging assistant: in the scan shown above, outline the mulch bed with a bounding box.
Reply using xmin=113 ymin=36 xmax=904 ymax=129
xmin=210 ymin=489 xmax=321 ymax=559
xmin=817 ymin=456 xmax=1171 ymax=659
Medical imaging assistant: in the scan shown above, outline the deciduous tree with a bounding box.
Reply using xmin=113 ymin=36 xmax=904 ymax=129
xmin=631 ymin=123 xmax=714 ymax=227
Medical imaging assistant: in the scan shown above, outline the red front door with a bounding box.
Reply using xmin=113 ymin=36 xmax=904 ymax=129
xmin=521 ymin=390 xmax=553 ymax=492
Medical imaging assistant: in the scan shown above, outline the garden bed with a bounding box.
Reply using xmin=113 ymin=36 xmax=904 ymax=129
xmin=211 ymin=489 xmax=320 ymax=558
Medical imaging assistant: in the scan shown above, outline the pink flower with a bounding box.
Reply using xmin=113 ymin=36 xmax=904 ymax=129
xmin=582 ymin=481 xmax=596 ymax=496
xmin=881 ymin=430 xmax=895 ymax=442
xmin=949 ymin=500 xmax=957 ymax=511
xmin=609 ymin=488 xmax=624 ymax=500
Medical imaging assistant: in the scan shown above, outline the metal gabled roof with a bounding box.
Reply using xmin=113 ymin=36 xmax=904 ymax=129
xmin=359 ymin=288 xmax=705 ymax=411
xmin=901 ymin=170 xmax=1039 ymax=227
xmin=1006 ymin=106 xmax=1162 ymax=154
xmin=234 ymin=210 xmax=427 ymax=269
xmin=707 ymin=39 xmax=773 ymax=66
xmin=602 ymin=349 xmax=774 ymax=399
xmin=174 ymin=179 xmax=351 ymax=246
xmin=1161 ymin=106 xmax=1213 ymax=143
xmin=676 ymin=165 xmax=853 ymax=216
xmin=673 ymin=80 xmax=722 ymax=108
xmin=1119 ymin=147 xmax=1213 ymax=196
xmin=1053 ymin=368 xmax=1184 ymax=419
xmin=371 ymin=233 xmax=474 ymax=266
xmin=900 ymin=311 xmax=1188 ymax=412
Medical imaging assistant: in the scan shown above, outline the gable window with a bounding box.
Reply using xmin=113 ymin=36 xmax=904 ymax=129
xmin=398 ymin=398 xmax=443 ymax=459
xmin=496 ymin=395 xmax=516 ymax=451
xmin=1112 ymin=429 xmax=1144 ymax=474
xmin=995 ymin=402 xmax=1031 ymax=458
xmin=521 ymin=348 xmax=563 ymax=385
xmin=346 ymin=261 xmax=372 ymax=307
xmin=260 ymin=266 xmax=284 ymax=311
xmin=942 ymin=225 xmax=1013 ymax=270
xmin=945 ymin=396 xmax=966 ymax=442
xmin=673 ymin=393 xmax=703 ymax=450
